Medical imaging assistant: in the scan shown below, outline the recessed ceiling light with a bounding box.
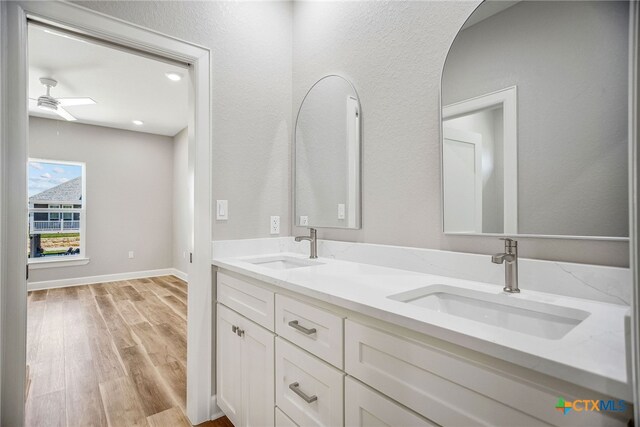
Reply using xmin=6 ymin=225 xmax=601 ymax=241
xmin=165 ymin=72 xmax=183 ymax=82
xmin=132 ymin=120 xmax=144 ymax=126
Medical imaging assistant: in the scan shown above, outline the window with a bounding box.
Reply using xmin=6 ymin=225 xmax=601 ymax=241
xmin=28 ymin=159 xmax=86 ymax=265
xmin=49 ymin=204 xmax=60 ymax=221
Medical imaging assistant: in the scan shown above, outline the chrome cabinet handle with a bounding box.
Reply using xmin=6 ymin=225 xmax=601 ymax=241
xmin=231 ymin=325 xmax=238 ymax=333
xmin=289 ymin=382 xmax=317 ymax=403
xmin=236 ymin=328 xmax=244 ymax=337
xmin=288 ymin=320 xmax=316 ymax=335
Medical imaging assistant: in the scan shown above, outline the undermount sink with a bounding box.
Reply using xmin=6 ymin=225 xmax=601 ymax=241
xmin=244 ymin=255 xmax=323 ymax=270
xmin=388 ymin=285 xmax=590 ymax=340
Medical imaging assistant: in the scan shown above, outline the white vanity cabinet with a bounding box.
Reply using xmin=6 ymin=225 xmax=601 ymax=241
xmin=216 ymin=303 xmax=275 ymax=427
xmin=215 ymin=270 xmax=631 ymax=427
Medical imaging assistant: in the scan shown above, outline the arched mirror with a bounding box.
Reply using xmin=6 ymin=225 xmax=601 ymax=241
xmin=294 ymin=75 xmax=361 ymax=229
xmin=441 ymin=1 xmax=630 ymax=239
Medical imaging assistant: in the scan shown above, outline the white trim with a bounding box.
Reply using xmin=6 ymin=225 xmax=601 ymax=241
xmin=443 ymin=86 xmax=518 ymax=235
xmin=27 ymin=268 xmax=178 ymax=291
xmin=210 ymin=394 xmax=225 ymax=421
xmin=170 ymin=268 xmax=188 ymax=282
xmin=628 ymin=0 xmax=640 ymax=421
xmin=1 ymin=2 xmax=212 ymax=425
xmin=28 ymin=256 xmax=90 ymax=269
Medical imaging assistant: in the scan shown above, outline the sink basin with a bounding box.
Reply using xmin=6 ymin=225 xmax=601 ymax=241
xmin=388 ymin=285 xmax=590 ymax=340
xmin=244 ymin=255 xmax=323 ymax=270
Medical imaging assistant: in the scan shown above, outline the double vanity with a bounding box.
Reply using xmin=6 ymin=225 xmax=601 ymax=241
xmin=212 ymin=239 xmax=633 ymax=427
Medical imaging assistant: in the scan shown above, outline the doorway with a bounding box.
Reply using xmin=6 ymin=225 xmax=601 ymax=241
xmin=1 ymin=2 xmax=212 ymax=425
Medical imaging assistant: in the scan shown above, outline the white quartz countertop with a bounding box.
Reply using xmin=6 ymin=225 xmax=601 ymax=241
xmin=212 ymin=252 xmax=632 ymax=400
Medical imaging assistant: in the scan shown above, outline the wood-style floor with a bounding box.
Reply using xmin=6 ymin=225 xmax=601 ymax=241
xmin=26 ymin=276 xmax=232 ymax=427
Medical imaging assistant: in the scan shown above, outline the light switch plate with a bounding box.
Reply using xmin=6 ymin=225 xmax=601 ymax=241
xmin=338 ymin=204 xmax=345 ymax=220
xmin=270 ymin=216 xmax=280 ymax=234
xmin=300 ymin=216 xmax=309 ymax=226
xmin=216 ymin=200 xmax=228 ymax=220
xmin=128 ymin=251 xmax=134 ymax=259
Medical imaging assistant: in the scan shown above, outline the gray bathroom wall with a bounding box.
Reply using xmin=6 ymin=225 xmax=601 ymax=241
xmin=443 ymin=1 xmax=629 ymax=237
xmin=75 ymin=0 xmax=293 ymax=241
xmin=291 ymin=0 xmax=630 ymax=267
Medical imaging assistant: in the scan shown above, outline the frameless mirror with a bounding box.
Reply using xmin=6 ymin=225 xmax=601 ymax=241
xmin=441 ymin=1 xmax=629 ymax=238
xmin=295 ymin=75 xmax=361 ymax=229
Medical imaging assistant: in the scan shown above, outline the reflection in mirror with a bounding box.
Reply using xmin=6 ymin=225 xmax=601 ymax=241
xmin=441 ymin=1 xmax=629 ymax=238
xmin=295 ymin=75 xmax=361 ymax=229
xmin=443 ymin=87 xmax=517 ymax=234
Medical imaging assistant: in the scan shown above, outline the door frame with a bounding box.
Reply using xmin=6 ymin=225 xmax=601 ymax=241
xmin=0 ymin=2 xmax=213 ymax=425
xmin=442 ymin=86 xmax=518 ymax=235
xmin=628 ymin=0 xmax=640 ymax=421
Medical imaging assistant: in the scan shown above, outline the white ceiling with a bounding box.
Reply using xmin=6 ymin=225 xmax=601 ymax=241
xmin=28 ymin=24 xmax=189 ymax=137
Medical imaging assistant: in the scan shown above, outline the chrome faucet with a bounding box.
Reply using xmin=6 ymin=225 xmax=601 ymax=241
xmin=295 ymin=228 xmax=318 ymax=259
xmin=491 ymin=238 xmax=519 ymax=293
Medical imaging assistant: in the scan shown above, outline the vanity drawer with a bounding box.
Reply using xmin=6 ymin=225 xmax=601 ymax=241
xmin=217 ymin=272 xmax=274 ymax=331
xmin=345 ymin=320 xmax=625 ymax=427
xmin=275 ymin=294 xmax=344 ymax=368
xmin=275 ymin=407 xmax=298 ymax=427
xmin=276 ymin=338 xmax=344 ymax=427
xmin=345 ymin=376 xmax=436 ymax=427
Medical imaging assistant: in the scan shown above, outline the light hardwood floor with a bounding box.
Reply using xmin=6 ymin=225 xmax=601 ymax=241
xmin=26 ymin=276 xmax=233 ymax=427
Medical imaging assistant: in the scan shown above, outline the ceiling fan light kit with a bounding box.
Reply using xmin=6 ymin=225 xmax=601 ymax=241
xmin=31 ymin=77 xmax=96 ymax=122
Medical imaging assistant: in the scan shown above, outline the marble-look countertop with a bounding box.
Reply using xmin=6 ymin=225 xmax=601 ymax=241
xmin=212 ymin=253 xmax=632 ymax=401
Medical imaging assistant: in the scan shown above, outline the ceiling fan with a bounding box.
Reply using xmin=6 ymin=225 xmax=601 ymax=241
xmin=29 ymin=77 xmax=96 ymax=121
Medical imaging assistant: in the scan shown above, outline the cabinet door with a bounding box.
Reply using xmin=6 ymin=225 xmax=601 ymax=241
xmin=242 ymin=316 xmax=275 ymax=427
xmin=345 ymin=377 xmax=435 ymax=427
xmin=217 ymin=304 xmax=243 ymax=427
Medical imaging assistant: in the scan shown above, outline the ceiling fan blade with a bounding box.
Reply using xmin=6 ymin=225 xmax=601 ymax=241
xmin=57 ymin=97 xmax=96 ymax=106
xmin=56 ymin=107 xmax=77 ymax=121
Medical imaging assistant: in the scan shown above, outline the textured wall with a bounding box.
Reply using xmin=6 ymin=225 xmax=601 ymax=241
xmin=28 ymin=117 xmax=175 ymax=282
xmin=75 ymin=0 xmax=293 ymax=241
xmin=173 ymin=127 xmax=189 ymax=275
xmin=75 ymin=0 xmax=630 ymax=267
xmin=443 ymin=1 xmax=629 ymax=237
xmin=291 ymin=0 xmax=629 ymax=267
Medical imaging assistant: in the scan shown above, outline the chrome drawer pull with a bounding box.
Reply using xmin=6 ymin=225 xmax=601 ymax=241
xmin=288 ymin=320 xmax=316 ymax=335
xmin=289 ymin=382 xmax=317 ymax=403
xmin=231 ymin=325 xmax=237 ymax=333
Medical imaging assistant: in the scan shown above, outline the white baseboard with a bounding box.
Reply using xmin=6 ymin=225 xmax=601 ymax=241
xmin=170 ymin=268 xmax=188 ymax=282
xmin=27 ymin=268 xmax=180 ymax=291
xmin=210 ymin=394 xmax=225 ymax=420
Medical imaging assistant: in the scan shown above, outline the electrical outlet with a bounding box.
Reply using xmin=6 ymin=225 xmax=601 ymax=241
xmin=128 ymin=251 xmax=134 ymax=259
xmin=300 ymin=216 xmax=309 ymax=226
xmin=338 ymin=203 xmax=345 ymax=220
xmin=270 ymin=216 xmax=280 ymax=234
